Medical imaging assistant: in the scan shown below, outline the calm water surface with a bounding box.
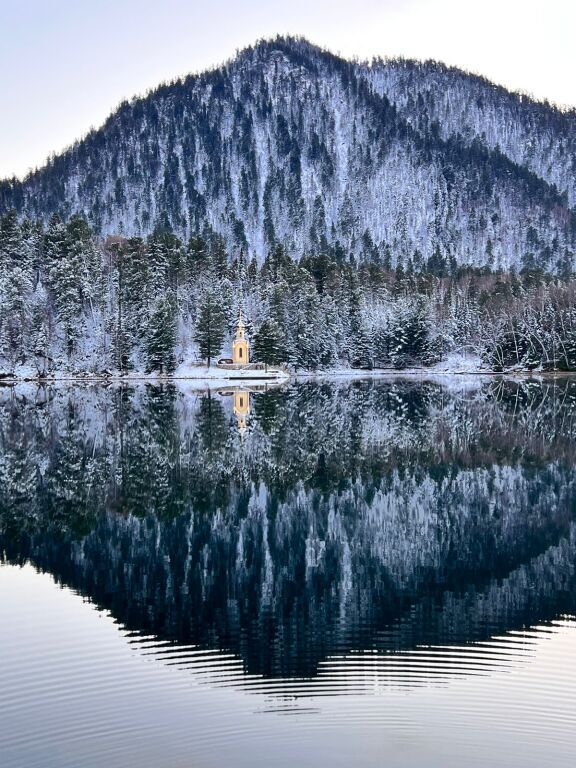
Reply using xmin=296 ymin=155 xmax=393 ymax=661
xmin=1 ymin=377 xmax=576 ymax=767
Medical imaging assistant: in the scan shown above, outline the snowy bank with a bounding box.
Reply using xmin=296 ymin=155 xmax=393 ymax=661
xmin=2 ymin=356 xmax=574 ymax=386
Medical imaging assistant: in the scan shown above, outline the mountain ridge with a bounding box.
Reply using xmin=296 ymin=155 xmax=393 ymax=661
xmin=4 ymin=34 xmax=575 ymax=179
xmin=1 ymin=36 xmax=575 ymax=270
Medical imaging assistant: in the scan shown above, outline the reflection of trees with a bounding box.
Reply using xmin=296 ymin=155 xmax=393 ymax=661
xmin=252 ymin=388 xmax=284 ymax=435
xmin=196 ymin=392 xmax=229 ymax=456
xmin=1 ymin=378 xmax=576 ymax=679
xmin=2 ymin=377 xmax=575 ymax=531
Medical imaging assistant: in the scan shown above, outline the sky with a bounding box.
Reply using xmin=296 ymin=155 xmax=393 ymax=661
xmin=1 ymin=0 xmax=575 ymax=179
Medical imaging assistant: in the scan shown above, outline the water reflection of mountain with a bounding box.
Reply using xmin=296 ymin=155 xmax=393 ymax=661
xmin=1 ymin=378 xmax=576 ymax=682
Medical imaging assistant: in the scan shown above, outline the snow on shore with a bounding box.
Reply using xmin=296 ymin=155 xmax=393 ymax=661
xmin=2 ymin=356 xmax=569 ymax=388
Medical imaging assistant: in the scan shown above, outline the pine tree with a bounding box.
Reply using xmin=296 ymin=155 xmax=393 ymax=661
xmin=388 ymin=297 xmax=432 ymax=369
xmin=0 ymin=212 xmax=35 ymax=367
xmin=2 ymin=265 xmax=33 ymax=364
xmin=67 ymin=215 xmax=102 ymax=319
xmin=31 ymin=312 xmax=52 ymax=376
xmin=187 ymin=235 xmax=210 ymax=276
xmin=347 ymin=272 xmax=372 ymax=368
xmin=194 ymin=289 xmax=227 ymax=367
xmin=290 ymin=275 xmax=325 ymax=370
xmin=147 ymin=232 xmax=170 ymax=294
xmin=253 ymin=319 xmax=284 ymax=369
xmin=115 ymin=237 xmax=148 ymax=370
xmin=145 ymin=294 xmax=177 ymax=374
xmin=208 ymin=233 xmax=228 ymax=276
xmin=44 ymin=215 xmax=84 ymax=359
xmin=0 ymin=210 xmax=21 ymax=268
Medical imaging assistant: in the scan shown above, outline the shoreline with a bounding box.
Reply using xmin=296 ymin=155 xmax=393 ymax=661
xmin=1 ymin=369 xmax=576 ymax=386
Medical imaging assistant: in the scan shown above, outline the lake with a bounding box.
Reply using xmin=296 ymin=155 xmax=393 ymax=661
xmin=1 ymin=377 xmax=576 ymax=767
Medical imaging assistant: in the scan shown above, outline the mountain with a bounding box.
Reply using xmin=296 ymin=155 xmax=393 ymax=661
xmin=1 ymin=37 xmax=575 ymax=270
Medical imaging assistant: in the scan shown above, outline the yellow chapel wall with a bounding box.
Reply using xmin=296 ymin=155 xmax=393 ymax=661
xmin=233 ymin=339 xmax=249 ymax=364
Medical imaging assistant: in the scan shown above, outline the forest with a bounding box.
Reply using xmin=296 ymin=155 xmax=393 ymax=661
xmin=1 ymin=209 xmax=576 ymax=376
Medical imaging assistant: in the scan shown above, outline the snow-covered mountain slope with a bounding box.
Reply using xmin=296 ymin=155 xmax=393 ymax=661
xmin=1 ymin=37 xmax=574 ymax=269
xmin=363 ymin=59 xmax=576 ymax=207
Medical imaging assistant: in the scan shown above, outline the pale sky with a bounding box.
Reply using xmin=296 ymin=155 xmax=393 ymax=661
xmin=1 ymin=0 xmax=575 ymax=179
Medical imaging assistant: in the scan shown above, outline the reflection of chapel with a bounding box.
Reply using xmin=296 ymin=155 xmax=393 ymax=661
xmin=233 ymin=390 xmax=250 ymax=435
xmin=232 ymin=311 xmax=249 ymax=365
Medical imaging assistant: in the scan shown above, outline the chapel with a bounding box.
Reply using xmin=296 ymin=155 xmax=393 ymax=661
xmin=232 ymin=311 xmax=249 ymax=365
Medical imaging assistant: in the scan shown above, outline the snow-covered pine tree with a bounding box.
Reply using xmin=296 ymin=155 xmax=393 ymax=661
xmin=0 ymin=212 xmax=35 ymax=368
xmin=194 ymin=288 xmax=227 ymax=367
xmin=145 ymin=293 xmax=177 ymax=374
xmin=115 ymin=237 xmax=149 ymax=370
xmin=253 ymin=319 xmax=284 ymax=369
xmin=346 ymin=272 xmax=373 ymax=369
xmin=43 ymin=215 xmax=85 ymax=361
